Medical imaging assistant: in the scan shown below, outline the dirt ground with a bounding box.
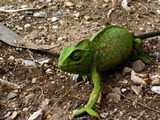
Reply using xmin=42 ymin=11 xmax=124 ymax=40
xmin=0 ymin=0 xmax=160 ymax=120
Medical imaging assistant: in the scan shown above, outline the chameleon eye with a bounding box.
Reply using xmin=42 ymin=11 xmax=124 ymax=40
xmin=70 ymin=50 xmax=82 ymax=61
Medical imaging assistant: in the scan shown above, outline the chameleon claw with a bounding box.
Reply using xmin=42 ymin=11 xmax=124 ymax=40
xmin=72 ymin=107 xmax=100 ymax=119
xmin=82 ymin=75 xmax=88 ymax=82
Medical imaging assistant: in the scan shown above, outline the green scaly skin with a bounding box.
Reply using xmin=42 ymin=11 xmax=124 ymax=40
xmin=58 ymin=25 xmax=160 ymax=119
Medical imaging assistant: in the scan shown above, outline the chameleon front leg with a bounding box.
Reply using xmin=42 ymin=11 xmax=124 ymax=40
xmin=72 ymin=65 xmax=101 ymax=119
xmin=133 ymin=38 xmax=150 ymax=64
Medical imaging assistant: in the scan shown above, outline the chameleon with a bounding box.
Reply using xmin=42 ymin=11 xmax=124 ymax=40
xmin=58 ymin=25 xmax=160 ymax=119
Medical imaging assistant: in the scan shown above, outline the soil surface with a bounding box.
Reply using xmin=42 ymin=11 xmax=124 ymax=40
xmin=0 ymin=0 xmax=160 ymax=120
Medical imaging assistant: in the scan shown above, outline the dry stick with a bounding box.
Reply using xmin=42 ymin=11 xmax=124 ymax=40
xmin=111 ymin=88 xmax=160 ymax=114
xmin=44 ymin=81 xmax=84 ymax=118
xmin=0 ymin=4 xmax=46 ymax=13
xmin=27 ymin=86 xmax=44 ymax=100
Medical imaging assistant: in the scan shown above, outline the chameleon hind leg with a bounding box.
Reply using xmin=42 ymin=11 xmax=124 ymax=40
xmin=72 ymin=65 xmax=100 ymax=119
xmin=132 ymin=38 xmax=150 ymax=64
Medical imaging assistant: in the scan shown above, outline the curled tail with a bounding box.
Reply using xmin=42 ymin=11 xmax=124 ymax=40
xmin=135 ymin=32 xmax=160 ymax=39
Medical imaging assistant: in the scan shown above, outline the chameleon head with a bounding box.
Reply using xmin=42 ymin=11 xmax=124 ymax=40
xmin=58 ymin=39 xmax=93 ymax=75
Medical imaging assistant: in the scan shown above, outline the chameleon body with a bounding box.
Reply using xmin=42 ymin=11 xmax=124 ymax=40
xmin=58 ymin=25 xmax=160 ymax=119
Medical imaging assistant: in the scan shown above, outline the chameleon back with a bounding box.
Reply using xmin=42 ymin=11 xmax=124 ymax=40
xmin=90 ymin=26 xmax=134 ymax=72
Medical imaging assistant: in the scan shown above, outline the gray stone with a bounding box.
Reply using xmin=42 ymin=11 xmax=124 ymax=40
xmin=19 ymin=15 xmax=25 ymax=20
xmin=51 ymin=17 xmax=58 ymax=22
xmin=24 ymin=24 xmax=31 ymax=29
xmin=7 ymin=92 xmax=18 ymax=99
xmin=32 ymin=78 xmax=37 ymax=84
xmin=25 ymin=11 xmax=33 ymax=15
xmin=122 ymin=67 xmax=133 ymax=76
xmin=65 ymin=2 xmax=74 ymax=7
xmin=133 ymin=60 xmax=145 ymax=72
xmin=33 ymin=12 xmax=45 ymax=18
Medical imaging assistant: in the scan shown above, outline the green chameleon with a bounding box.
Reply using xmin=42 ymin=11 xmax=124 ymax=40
xmin=58 ymin=25 xmax=160 ymax=119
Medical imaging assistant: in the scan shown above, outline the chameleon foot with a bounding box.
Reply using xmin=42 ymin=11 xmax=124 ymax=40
xmin=72 ymin=107 xmax=100 ymax=119
xmin=139 ymin=56 xmax=150 ymax=64
xmin=133 ymin=38 xmax=151 ymax=64
xmin=132 ymin=55 xmax=150 ymax=64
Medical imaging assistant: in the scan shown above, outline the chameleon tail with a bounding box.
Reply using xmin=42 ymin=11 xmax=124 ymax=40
xmin=135 ymin=32 xmax=160 ymax=39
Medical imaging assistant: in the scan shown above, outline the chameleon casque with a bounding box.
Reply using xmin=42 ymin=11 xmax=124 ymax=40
xmin=58 ymin=25 xmax=160 ymax=119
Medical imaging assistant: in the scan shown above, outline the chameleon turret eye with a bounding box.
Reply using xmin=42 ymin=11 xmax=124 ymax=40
xmin=70 ymin=50 xmax=82 ymax=61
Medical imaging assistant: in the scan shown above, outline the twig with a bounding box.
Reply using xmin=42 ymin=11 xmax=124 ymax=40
xmin=107 ymin=8 xmax=114 ymax=18
xmin=111 ymin=87 xmax=160 ymax=114
xmin=27 ymin=86 xmax=44 ymax=100
xmin=44 ymin=81 xmax=84 ymax=118
xmin=0 ymin=78 xmax=21 ymax=89
xmin=0 ymin=4 xmax=46 ymax=13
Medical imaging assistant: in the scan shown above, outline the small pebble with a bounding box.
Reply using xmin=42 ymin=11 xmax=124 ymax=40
xmin=150 ymin=74 xmax=160 ymax=85
xmin=51 ymin=17 xmax=58 ymax=22
xmin=151 ymin=86 xmax=160 ymax=94
xmin=104 ymin=0 xmax=109 ymax=3
xmin=21 ymin=5 xmax=27 ymax=8
xmin=106 ymin=92 xmax=121 ymax=103
xmin=65 ymin=2 xmax=74 ymax=7
xmin=33 ymin=12 xmax=45 ymax=18
xmin=0 ymin=6 xmax=6 ymax=10
xmin=57 ymin=37 xmax=63 ymax=41
xmin=8 ymin=56 xmax=15 ymax=63
xmin=152 ymin=52 xmax=159 ymax=58
xmin=133 ymin=60 xmax=145 ymax=72
xmin=52 ymin=25 xmax=58 ymax=29
xmin=24 ymin=24 xmax=31 ymax=29
xmin=46 ymin=69 xmax=52 ymax=74
xmin=7 ymin=91 xmax=18 ymax=99
xmin=122 ymin=67 xmax=133 ymax=76
xmin=40 ymin=98 xmax=50 ymax=109
xmin=84 ymin=15 xmax=92 ymax=21
xmin=25 ymin=93 xmax=35 ymax=104
xmin=131 ymin=71 xmax=149 ymax=85
xmin=121 ymin=88 xmax=127 ymax=93
xmin=9 ymin=111 xmax=18 ymax=119
xmin=16 ymin=26 xmax=23 ymax=31
xmin=131 ymin=85 xmax=142 ymax=95
xmin=25 ymin=11 xmax=33 ymax=15
xmin=19 ymin=15 xmax=25 ymax=20
xmin=51 ymin=81 xmax=55 ymax=84
xmin=156 ymin=10 xmax=160 ymax=14
xmin=4 ymin=111 xmax=12 ymax=118
xmin=46 ymin=0 xmax=51 ymax=3
xmin=100 ymin=112 xmax=108 ymax=118
xmin=39 ymin=0 xmax=45 ymax=2
xmin=74 ymin=12 xmax=80 ymax=18
xmin=38 ymin=58 xmax=50 ymax=65
xmin=22 ymin=60 xmax=37 ymax=68
xmin=22 ymin=107 xmax=29 ymax=111
xmin=121 ymin=0 xmax=132 ymax=10
xmin=28 ymin=109 xmax=42 ymax=120
xmin=52 ymin=12 xmax=59 ymax=17
xmin=32 ymin=78 xmax=37 ymax=84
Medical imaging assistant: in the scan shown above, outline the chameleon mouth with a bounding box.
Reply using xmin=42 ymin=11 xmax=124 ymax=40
xmin=58 ymin=63 xmax=89 ymax=75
